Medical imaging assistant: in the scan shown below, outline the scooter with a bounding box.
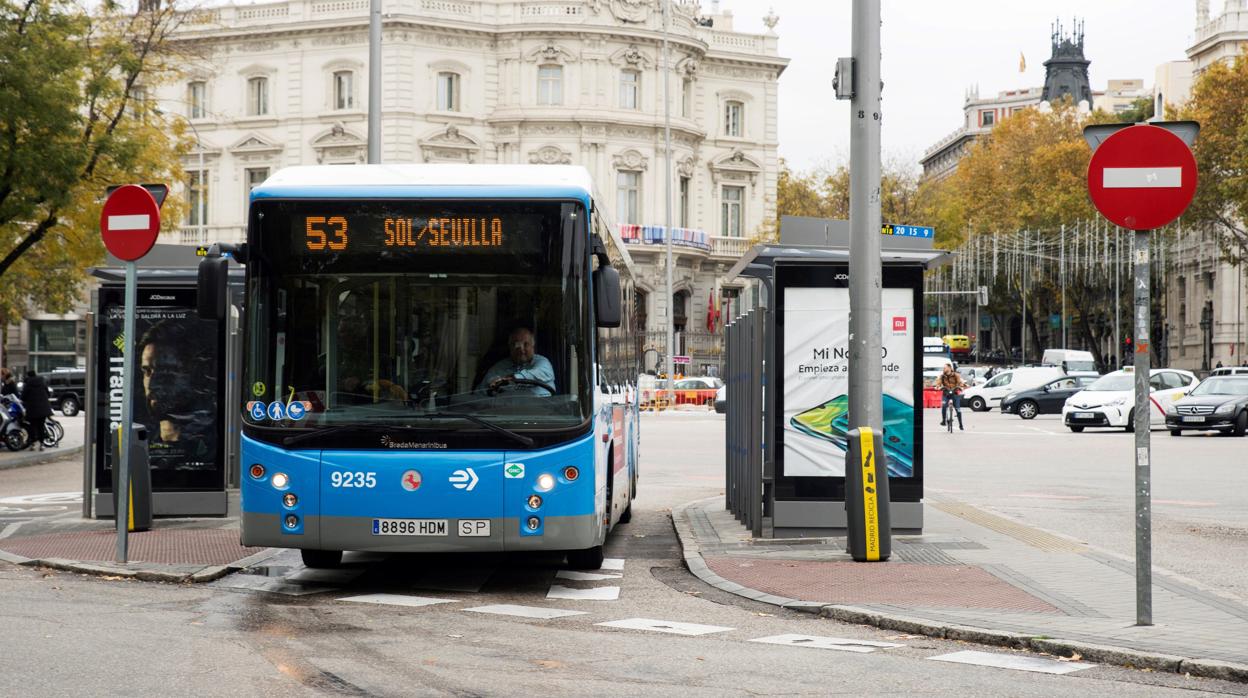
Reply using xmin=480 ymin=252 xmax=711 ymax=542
xmin=0 ymin=395 xmax=30 ymax=451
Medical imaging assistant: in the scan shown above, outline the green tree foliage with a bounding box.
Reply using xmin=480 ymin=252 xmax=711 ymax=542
xmin=1179 ymin=52 xmax=1248 ymax=262
xmin=772 ymin=158 xmax=921 ymax=239
xmin=0 ymin=0 xmax=189 ymax=324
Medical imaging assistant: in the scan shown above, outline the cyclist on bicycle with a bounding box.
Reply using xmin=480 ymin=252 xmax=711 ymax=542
xmin=938 ymin=364 xmax=966 ymax=431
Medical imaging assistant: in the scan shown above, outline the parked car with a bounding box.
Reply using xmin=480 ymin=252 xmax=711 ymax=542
xmin=714 ymin=385 xmax=726 ymax=414
xmin=1000 ymin=375 xmax=1099 ymax=419
xmin=922 ymin=355 xmax=954 ymax=388
xmin=675 ymin=376 xmax=723 ymax=390
xmin=962 ymin=366 xmax=1066 ymax=412
xmin=1209 ymin=366 xmax=1248 ymax=377
xmin=1062 ymin=368 xmax=1198 ymax=432
xmin=47 ymin=368 xmax=86 ymax=416
xmin=1041 ymin=349 xmax=1097 ymax=374
xmin=957 ymin=365 xmax=993 ymax=387
xmin=1165 ymin=375 xmax=1248 ymax=437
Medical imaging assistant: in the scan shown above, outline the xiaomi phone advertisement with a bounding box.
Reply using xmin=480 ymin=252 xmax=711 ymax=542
xmin=782 ymin=287 xmax=915 ymax=478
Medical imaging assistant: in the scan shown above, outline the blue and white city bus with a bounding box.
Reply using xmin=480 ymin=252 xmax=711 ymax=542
xmin=199 ymin=165 xmax=640 ymax=570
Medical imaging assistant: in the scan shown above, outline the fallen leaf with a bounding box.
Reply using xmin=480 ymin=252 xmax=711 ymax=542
xmin=534 ymin=660 xmax=563 ymax=669
xmin=1056 ymin=653 xmax=1082 ymax=662
xmin=696 ymin=657 xmax=705 ymax=661
xmin=754 ymin=612 xmax=774 ymax=617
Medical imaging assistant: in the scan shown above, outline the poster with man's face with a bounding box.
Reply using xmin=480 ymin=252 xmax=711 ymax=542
xmin=95 ymin=286 xmax=224 ymax=491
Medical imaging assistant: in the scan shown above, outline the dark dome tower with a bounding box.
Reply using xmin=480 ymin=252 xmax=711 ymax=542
xmin=1042 ymin=19 xmax=1092 ymax=105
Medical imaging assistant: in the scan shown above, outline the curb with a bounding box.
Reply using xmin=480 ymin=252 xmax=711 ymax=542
xmin=1 ymin=544 xmax=282 ymax=585
xmin=671 ymin=497 xmax=1248 ymax=684
xmin=0 ymin=445 xmax=84 ymax=471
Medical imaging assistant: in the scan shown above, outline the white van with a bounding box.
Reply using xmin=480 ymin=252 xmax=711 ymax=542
xmin=962 ymin=366 xmax=1065 ymax=412
xmin=922 ymin=355 xmax=954 ymax=387
xmin=1041 ymin=349 xmax=1097 ymax=374
xmin=923 ymin=336 xmax=950 ymax=356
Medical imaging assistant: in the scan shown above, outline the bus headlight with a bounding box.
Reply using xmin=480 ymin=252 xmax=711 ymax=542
xmin=271 ymin=472 xmax=290 ymax=490
xmin=536 ymin=474 xmax=555 ymax=492
xmin=283 ymin=493 xmax=298 ymax=508
xmin=284 ymin=514 xmax=299 ymax=529
xmin=526 ymin=516 xmax=541 ymax=531
xmin=527 ymin=494 xmax=543 ymax=509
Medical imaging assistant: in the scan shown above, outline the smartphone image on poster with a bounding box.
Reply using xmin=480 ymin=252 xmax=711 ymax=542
xmin=831 ymin=393 xmax=915 ymax=478
xmin=789 ymin=394 xmax=850 ymax=452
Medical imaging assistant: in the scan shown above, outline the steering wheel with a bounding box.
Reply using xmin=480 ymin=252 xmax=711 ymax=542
xmin=487 ymin=377 xmax=556 ymax=397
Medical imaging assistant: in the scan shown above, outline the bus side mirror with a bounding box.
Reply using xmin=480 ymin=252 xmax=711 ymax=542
xmin=197 ymin=256 xmax=229 ymax=321
xmin=593 ymin=266 xmax=621 ymax=328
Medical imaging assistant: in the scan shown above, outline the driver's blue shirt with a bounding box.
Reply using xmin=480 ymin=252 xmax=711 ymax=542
xmin=479 ymin=355 xmax=555 ymax=396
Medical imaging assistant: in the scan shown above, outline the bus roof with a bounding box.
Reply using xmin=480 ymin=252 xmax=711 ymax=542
xmin=253 ymin=164 xmax=595 ymax=201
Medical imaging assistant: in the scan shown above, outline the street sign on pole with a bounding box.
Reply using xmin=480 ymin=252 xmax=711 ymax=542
xmin=1085 ymin=121 xmax=1199 ymax=627
xmin=99 ymin=184 xmax=163 ymax=564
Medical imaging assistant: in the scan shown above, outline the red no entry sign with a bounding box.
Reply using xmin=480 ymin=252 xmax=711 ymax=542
xmin=100 ymin=184 xmax=161 ymax=261
xmin=1086 ymin=124 xmax=1197 ymax=231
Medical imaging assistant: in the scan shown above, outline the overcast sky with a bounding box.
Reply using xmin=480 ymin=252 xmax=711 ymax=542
xmin=722 ymin=0 xmax=1213 ymax=173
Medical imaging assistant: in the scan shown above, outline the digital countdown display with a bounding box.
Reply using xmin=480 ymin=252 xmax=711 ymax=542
xmin=288 ymin=208 xmax=558 ymax=257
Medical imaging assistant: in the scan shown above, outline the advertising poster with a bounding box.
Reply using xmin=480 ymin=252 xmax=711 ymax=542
xmin=782 ymin=287 xmax=914 ymax=478
xmin=95 ymin=287 xmax=224 ymax=491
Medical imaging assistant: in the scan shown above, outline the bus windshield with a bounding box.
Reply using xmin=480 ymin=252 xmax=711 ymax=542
xmin=244 ymin=199 xmax=591 ymax=440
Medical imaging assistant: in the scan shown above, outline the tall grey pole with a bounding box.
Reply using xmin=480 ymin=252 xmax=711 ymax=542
xmin=1022 ymin=233 xmax=1028 ymax=364
xmin=663 ymin=0 xmax=674 ymax=395
xmin=367 ymin=0 xmax=381 ymax=164
xmin=116 ymin=261 xmax=137 ymax=563
xmin=1061 ymin=224 xmax=1067 ymax=348
xmin=848 ymin=0 xmax=882 ymax=431
xmin=1132 ymin=229 xmax=1153 ymax=625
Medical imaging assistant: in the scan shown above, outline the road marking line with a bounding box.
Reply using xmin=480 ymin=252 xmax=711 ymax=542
xmin=928 ymin=650 xmax=1095 ymax=674
xmin=749 ymin=634 xmax=904 ymax=653
xmin=599 ymin=558 xmax=626 ymax=571
xmin=555 ymin=570 xmax=622 ymax=581
xmin=1007 ymin=493 xmax=1091 ymax=501
xmin=337 ymin=594 xmax=458 ymax=608
xmin=1154 ymin=499 xmax=1218 ymax=508
xmin=596 ymin=618 xmax=733 ymax=636
xmin=463 ymin=604 xmax=587 ymax=619
xmin=546 ymin=585 xmax=620 ymax=601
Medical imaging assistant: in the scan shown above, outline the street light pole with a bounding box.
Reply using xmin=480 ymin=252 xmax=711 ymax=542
xmin=663 ymin=0 xmax=674 ymax=398
xmin=848 ymin=0 xmax=882 ymax=432
xmin=367 ymin=0 xmax=381 ymax=163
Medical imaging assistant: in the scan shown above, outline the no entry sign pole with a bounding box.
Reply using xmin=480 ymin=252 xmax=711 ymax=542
xmin=100 ymin=184 xmax=162 ymax=563
xmin=1085 ymin=121 xmax=1198 ymax=626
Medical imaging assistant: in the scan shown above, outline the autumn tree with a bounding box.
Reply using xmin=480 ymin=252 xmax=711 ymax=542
xmin=1180 ymin=52 xmax=1248 ymax=263
xmin=771 ymin=158 xmax=921 ymax=239
xmin=0 ymin=0 xmax=190 ymax=325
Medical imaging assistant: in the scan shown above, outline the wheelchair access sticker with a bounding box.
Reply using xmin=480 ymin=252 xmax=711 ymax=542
xmin=248 ymin=401 xmax=267 ymax=420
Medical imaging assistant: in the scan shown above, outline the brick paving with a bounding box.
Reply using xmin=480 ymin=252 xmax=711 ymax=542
xmin=678 ymin=496 xmax=1248 ymax=666
xmin=704 ymin=556 xmax=1061 ymax=613
xmin=0 ymin=529 xmax=264 ymax=566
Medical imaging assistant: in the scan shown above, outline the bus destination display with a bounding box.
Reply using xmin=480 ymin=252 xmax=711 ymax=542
xmin=293 ymin=212 xmax=533 ymax=256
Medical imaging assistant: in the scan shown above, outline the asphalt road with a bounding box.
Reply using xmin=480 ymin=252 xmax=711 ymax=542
xmin=0 ymin=412 xmax=1244 ymax=696
xmin=926 ymin=407 xmax=1248 ymax=602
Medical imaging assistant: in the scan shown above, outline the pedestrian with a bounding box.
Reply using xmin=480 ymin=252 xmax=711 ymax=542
xmin=19 ymin=369 xmax=52 ymax=451
xmin=0 ymin=368 xmax=15 ymax=396
xmin=1215 ymin=360 xmax=1223 ymax=369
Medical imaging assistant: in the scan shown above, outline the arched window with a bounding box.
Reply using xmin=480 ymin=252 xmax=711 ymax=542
xmin=437 ymin=72 xmax=461 ymax=112
xmin=247 ymin=76 xmax=269 ymax=116
xmin=724 ymin=100 xmax=743 ymax=137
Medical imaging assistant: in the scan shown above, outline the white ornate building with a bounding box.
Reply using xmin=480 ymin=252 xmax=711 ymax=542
xmin=153 ymin=0 xmax=788 ymax=374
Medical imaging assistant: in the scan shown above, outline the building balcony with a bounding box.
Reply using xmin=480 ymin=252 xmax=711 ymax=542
xmin=164 ymin=225 xmax=246 ymax=247
xmin=618 ymin=224 xmax=751 ymax=261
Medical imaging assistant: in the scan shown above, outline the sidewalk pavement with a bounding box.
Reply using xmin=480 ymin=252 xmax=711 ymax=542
xmin=0 ymin=489 xmax=280 ymax=583
xmin=673 ymin=495 xmax=1248 ymax=683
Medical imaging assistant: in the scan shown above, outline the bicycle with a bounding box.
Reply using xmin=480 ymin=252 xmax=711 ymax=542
xmin=41 ymin=417 xmax=64 ymax=448
xmin=941 ymin=388 xmax=963 ymax=432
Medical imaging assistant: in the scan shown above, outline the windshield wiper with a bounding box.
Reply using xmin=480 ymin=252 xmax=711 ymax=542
xmin=282 ymin=424 xmax=369 ymax=447
xmin=415 ymin=411 xmax=535 ymax=448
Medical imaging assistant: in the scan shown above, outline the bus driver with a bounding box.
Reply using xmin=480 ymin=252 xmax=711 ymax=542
xmin=478 ymin=326 xmax=555 ymax=397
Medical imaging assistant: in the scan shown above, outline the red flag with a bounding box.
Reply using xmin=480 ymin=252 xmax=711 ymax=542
xmin=706 ymin=290 xmax=715 ymax=332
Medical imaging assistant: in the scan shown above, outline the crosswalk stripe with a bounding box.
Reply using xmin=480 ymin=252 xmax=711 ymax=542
xmin=749 ymin=634 xmax=904 ymax=653
xmin=555 ymin=570 xmax=622 ymax=582
xmin=598 ymin=558 xmax=626 ymax=571
xmin=596 ymin=618 xmax=733 ymax=636
xmin=338 ymin=594 xmax=458 ymax=608
xmin=928 ymin=650 xmax=1095 ymax=674
xmin=463 ymin=604 xmax=587 ymax=619
xmin=546 ymin=585 xmax=620 ymax=601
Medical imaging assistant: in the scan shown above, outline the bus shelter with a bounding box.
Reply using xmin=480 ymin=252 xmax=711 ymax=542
xmin=722 ymin=216 xmax=949 ymax=537
xmin=83 ymin=245 xmax=244 ymax=518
